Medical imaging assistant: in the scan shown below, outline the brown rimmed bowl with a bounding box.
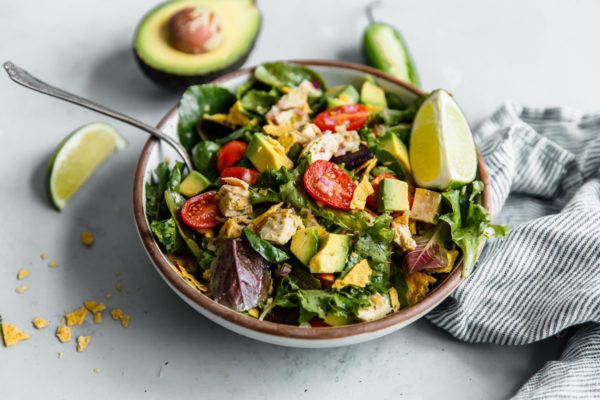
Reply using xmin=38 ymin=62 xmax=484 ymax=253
xmin=133 ymin=60 xmax=491 ymax=348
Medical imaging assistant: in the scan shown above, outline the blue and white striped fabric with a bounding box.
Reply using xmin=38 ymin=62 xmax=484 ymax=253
xmin=426 ymin=103 xmax=600 ymax=398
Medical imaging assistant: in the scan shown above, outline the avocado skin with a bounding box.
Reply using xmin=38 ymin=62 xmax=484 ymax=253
xmin=132 ymin=34 xmax=259 ymax=90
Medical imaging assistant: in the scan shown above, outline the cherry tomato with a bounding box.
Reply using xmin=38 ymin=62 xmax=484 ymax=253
xmin=314 ymin=104 xmax=370 ymax=132
xmin=366 ymin=173 xmax=397 ymax=211
xmin=315 ymin=273 xmax=336 ymax=288
xmin=220 ymin=167 xmax=257 ymax=185
xmin=308 ymin=317 xmax=330 ymax=328
xmin=303 ymin=160 xmax=356 ymax=210
xmin=216 ymin=140 xmax=247 ymax=173
xmin=180 ymin=191 xmax=220 ymax=229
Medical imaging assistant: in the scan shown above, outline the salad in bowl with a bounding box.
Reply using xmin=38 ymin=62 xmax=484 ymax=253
xmin=141 ymin=61 xmax=505 ymax=332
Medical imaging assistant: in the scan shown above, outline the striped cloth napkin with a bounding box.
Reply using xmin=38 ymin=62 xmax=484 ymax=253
xmin=426 ymin=103 xmax=600 ymax=398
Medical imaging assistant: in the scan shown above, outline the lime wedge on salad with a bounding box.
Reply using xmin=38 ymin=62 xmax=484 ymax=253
xmin=47 ymin=122 xmax=126 ymax=210
xmin=409 ymin=89 xmax=477 ymax=190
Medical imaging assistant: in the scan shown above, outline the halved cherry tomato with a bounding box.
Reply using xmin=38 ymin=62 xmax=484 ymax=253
xmin=303 ymin=160 xmax=356 ymax=210
xmin=314 ymin=104 xmax=370 ymax=132
xmin=315 ymin=273 xmax=336 ymax=288
xmin=366 ymin=173 xmax=397 ymax=211
xmin=220 ymin=167 xmax=257 ymax=185
xmin=308 ymin=317 xmax=330 ymax=327
xmin=181 ymin=191 xmax=220 ymax=229
xmin=216 ymin=140 xmax=247 ymax=173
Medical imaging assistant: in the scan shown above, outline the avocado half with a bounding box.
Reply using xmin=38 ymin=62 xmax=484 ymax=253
xmin=133 ymin=0 xmax=261 ymax=89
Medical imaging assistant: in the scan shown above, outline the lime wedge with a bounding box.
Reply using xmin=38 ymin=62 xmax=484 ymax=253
xmin=47 ymin=122 xmax=127 ymax=210
xmin=409 ymin=90 xmax=477 ymax=189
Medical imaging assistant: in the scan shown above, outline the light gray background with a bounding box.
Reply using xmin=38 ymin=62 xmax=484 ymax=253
xmin=1 ymin=0 xmax=597 ymax=399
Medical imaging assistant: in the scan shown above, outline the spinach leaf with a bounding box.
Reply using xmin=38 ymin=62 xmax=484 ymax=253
xmin=178 ymin=84 xmax=236 ymax=150
xmin=240 ymin=90 xmax=278 ymax=117
xmin=254 ymin=62 xmax=326 ymax=90
xmin=386 ymin=124 xmax=411 ymax=146
xmin=167 ymin=161 xmax=185 ymax=193
xmin=191 ymin=141 xmax=220 ymax=180
xmin=164 ymin=190 xmax=204 ymax=261
xmin=369 ymin=147 xmax=406 ymax=179
xmin=440 ymin=181 xmax=509 ymax=277
xmin=214 ymin=125 xmax=255 ymax=145
xmin=145 ymin=161 xmax=170 ymax=220
xmin=254 ymin=167 xmax=292 ymax=191
xmin=243 ymin=227 xmax=289 ymax=263
xmin=151 ymin=218 xmax=182 ymax=254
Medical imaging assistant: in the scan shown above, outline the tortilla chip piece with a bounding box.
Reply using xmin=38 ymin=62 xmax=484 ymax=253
xmin=94 ymin=313 xmax=103 ymax=324
xmin=120 ymin=314 xmax=130 ymax=328
xmin=56 ymin=325 xmax=72 ymax=343
xmin=404 ymin=271 xmax=437 ymax=305
xmin=427 ymin=250 xmax=460 ymax=274
xmin=84 ymin=300 xmax=106 ymax=314
xmin=388 ymin=287 xmax=401 ymax=312
xmin=32 ymin=317 xmax=49 ymax=329
xmin=111 ymin=309 xmax=124 ymax=321
xmin=17 ymin=268 xmax=30 ymax=280
xmin=76 ymin=335 xmax=91 ymax=352
xmin=1 ymin=322 xmax=29 ymax=347
xmin=66 ymin=306 xmax=88 ymax=326
xmin=80 ymin=230 xmax=94 ymax=246
xmin=170 ymin=260 xmax=208 ymax=293
xmin=248 ymin=308 xmax=259 ymax=318
xmin=15 ymin=284 xmax=29 ymax=294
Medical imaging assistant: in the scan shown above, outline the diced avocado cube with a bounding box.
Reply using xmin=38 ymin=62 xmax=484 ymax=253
xmin=379 ymin=131 xmax=411 ymax=178
xmin=377 ymin=179 xmax=409 ymax=212
xmin=246 ymin=133 xmax=294 ymax=172
xmin=410 ymin=188 xmax=442 ymax=224
xmin=360 ymin=80 xmax=387 ymax=108
xmin=179 ymin=171 xmax=211 ymax=197
xmin=326 ymin=85 xmax=360 ymax=109
xmin=308 ymin=233 xmax=350 ymax=274
xmin=290 ymin=227 xmax=320 ymax=266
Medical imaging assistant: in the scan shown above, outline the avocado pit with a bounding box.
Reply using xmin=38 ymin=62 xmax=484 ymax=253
xmin=167 ymin=6 xmax=223 ymax=54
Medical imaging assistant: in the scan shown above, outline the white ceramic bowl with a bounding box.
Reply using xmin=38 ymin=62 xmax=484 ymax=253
xmin=133 ymin=60 xmax=490 ymax=348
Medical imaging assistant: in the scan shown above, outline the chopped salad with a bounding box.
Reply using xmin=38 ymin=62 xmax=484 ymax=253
xmin=145 ymin=62 xmax=506 ymax=326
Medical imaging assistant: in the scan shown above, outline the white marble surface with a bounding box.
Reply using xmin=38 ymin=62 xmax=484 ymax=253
xmin=2 ymin=0 xmax=598 ymax=398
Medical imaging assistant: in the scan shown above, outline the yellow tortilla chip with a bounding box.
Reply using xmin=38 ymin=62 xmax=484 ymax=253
xmin=15 ymin=284 xmax=28 ymax=294
xmin=80 ymin=230 xmax=94 ymax=246
xmin=404 ymin=271 xmax=437 ymax=305
xmin=32 ymin=317 xmax=49 ymax=329
xmin=218 ymin=218 xmax=243 ymax=239
xmin=56 ymin=325 xmax=72 ymax=343
xmin=84 ymin=300 xmax=106 ymax=314
xmin=1 ymin=322 xmax=29 ymax=347
xmin=252 ymin=203 xmax=283 ymax=229
xmin=17 ymin=268 xmax=30 ymax=280
xmin=248 ymin=308 xmax=259 ymax=319
xmin=120 ymin=314 xmax=130 ymax=328
xmin=111 ymin=309 xmax=124 ymax=321
xmin=350 ymin=177 xmax=375 ymax=210
xmin=76 ymin=335 xmax=91 ymax=352
xmin=94 ymin=313 xmax=103 ymax=324
xmin=170 ymin=260 xmax=209 ymax=293
xmin=388 ymin=287 xmax=400 ymax=312
xmin=66 ymin=306 xmax=88 ymax=326
xmin=427 ymin=250 xmax=460 ymax=274
xmin=167 ymin=254 xmax=199 ymax=274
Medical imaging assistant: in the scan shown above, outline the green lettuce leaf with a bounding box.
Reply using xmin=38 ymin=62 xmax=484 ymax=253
xmin=254 ymin=62 xmax=326 ymax=91
xmin=145 ymin=161 xmax=170 ymax=221
xmin=240 ymin=90 xmax=278 ymax=117
xmin=191 ymin=141 xmax=220 ymax=180
xmin=178 ymin=85 xmax=236 ymax=150
xmin=150 ymin=218 xmax=182 ymax=254
xmin=440 ymin=181 xmax=509 ymax=277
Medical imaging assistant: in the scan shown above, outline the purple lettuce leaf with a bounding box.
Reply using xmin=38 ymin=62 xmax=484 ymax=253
xmin=404 ymin=226 xmax=448 ymax=273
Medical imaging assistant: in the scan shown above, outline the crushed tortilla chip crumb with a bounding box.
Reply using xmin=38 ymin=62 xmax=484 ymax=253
xmin=76 ymin=335 xmax=91 ymax=352
xmin=111 ymin=309 xmax=124 ymax=320
xmin=1 ymin=322 xmax=29 ymax=347
xmin=84 ymin=300 xmax=106 ymax=314
xmin=115 ymin=281 xmax=123 ymax=292
xmin=94 ymin=313 xmax=103 ymax=324
xmin=17 ymin=268 xmax=30 ymax=280
xmin=32 ymin=317 xmax=49 ymax=329
xmin=248 ymin=308 xmax=259 ymax=318
xmin=388 ymin=287 xmax=400 ymax=312
xmin=56 ymin=325 xmax=72 ymax=343
xmin=120 ymin=314 xmax=130 ymax=328
xmin=48 ymin=260 xmax=59 ymax=268
xmin=80 ymin=230 xmax=94 ymax=246
xmin=202 ymin=269 xmax=211 ymax=281
xmin=40 ymin=253 xmax=48 ymax=260
xmin=65 ymin=306 xmax=88 ymax=326
xmin=15 ymin=284 xmax=29 ymax=294
xmin=104 ymin=293 xmax=113 ymax=299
